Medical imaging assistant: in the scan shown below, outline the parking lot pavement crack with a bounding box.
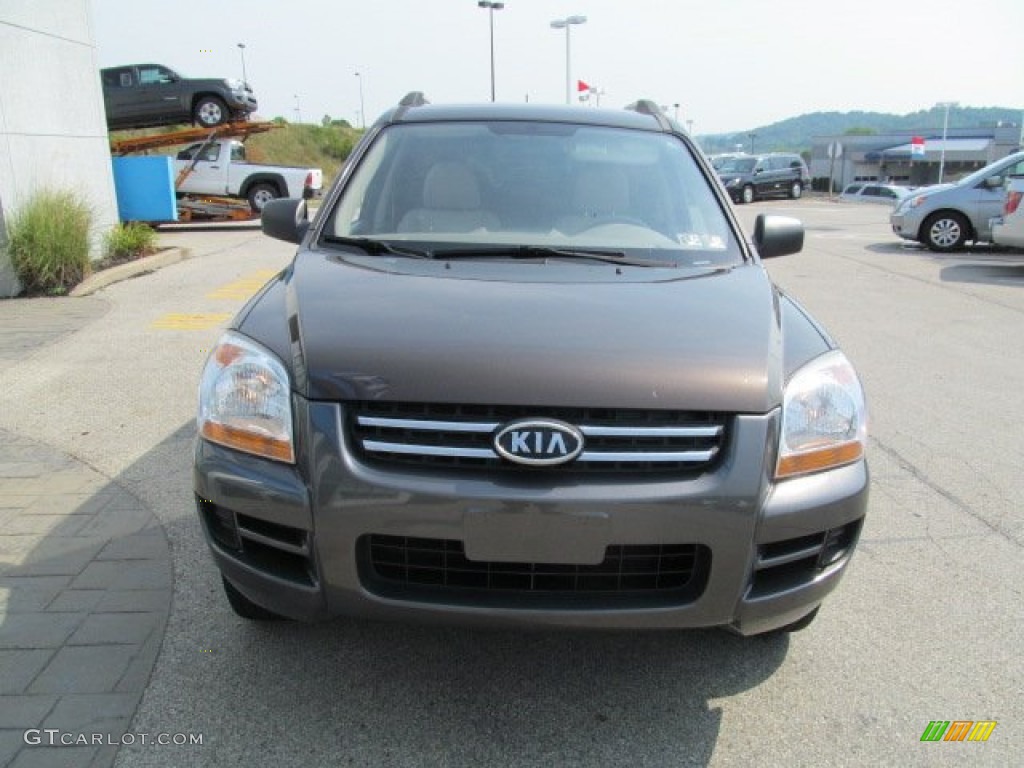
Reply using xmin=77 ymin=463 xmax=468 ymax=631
xmin=833 ymin=249 xmax=1024 ymax=317
xmin=869 ymin=435 xmax=1021 ymax=549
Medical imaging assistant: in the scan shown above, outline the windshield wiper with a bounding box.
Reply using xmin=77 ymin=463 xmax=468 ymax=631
xmin=429 ymin=245 xmax=668 ymax=268
xmin=322 ymin=235 xmax=434 ymax=259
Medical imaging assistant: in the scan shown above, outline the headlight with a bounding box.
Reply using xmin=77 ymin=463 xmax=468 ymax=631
xmin=725 ymin=178 xmax=740 ymax=187
xmin=776 ymin=350 xmax=867 ymax=479
xmin=198 ymin=331 xmax=295 ymax=463
xmin=894 ymin=195 xmax=926 ymax=214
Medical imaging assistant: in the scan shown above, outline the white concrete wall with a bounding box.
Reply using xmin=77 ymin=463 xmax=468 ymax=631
xmin=0 ymin=0 xmax=118 ymax=297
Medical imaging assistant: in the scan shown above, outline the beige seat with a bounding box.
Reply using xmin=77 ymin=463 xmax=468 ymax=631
xmin=396 ymin=162 xmax=500 ymax=233
xmin=555 ymin=165 xmax=633 ymax=234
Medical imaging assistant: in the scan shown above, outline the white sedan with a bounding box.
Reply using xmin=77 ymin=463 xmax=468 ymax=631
xmin=839 ymin=182 xmax=912 ymax=206
xmin=990 ymin=178 xmax=1024 ymax=249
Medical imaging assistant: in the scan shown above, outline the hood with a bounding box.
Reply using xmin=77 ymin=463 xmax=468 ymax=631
xmin=910 ymin=182 xmax=955 ymax=197
xmin=276 ymin=253 xmax=785 ymax=413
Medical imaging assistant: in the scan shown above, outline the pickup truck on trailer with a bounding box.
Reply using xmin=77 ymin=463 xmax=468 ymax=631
xmin=174 ymin=139 xmax=323 ymax=212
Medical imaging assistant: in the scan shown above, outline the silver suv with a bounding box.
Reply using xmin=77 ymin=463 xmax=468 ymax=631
xmin=890 ymin=150 xmax=1024 ymax=251
xmin=194 ymin=94 xmax=869 ymax=636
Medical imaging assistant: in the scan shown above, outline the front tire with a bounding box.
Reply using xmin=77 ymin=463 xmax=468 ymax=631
xmin=222 ymin=576 xmax=286 ymax=621
xmin=922 ymin=211 xmax=969 ymax=251
xmin=788 ymin=180 xmax=803 ymax=199
xmin=194 ymin=96 xmax=228 ymax=128
xmin=741 ymin=185 xmax=755 ymax=205
xmin=247 ymin=182 xmax=280 ymax=213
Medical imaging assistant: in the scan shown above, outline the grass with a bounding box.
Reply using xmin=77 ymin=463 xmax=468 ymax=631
xmin=100 ymin=222 xmax=158 ymax=267
xmin=6 ymin=189 xmax=93 ymax=295
xmin=246 ymin=124 xmax=359 ymax=185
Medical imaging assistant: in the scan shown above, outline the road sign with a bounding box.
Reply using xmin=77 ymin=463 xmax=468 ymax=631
xmin=827 ymin=141 xmax=844 ymax=159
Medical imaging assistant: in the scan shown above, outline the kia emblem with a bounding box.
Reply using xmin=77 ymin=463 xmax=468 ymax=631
xmin=493 ymin=419 xmax=584 ymax=466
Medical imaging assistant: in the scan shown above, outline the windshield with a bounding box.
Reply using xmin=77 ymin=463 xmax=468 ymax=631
xmin=323 ymin=121 xmax=741 ymax=267
xmin=718 ymin=158 xmax=756 ymax=174
xmin=955 ymin=152 xmax=1024 ymax=188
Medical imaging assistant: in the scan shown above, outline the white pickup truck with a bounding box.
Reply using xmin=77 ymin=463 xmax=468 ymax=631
xmin=174 ymin=139 xmax=323 ymax=212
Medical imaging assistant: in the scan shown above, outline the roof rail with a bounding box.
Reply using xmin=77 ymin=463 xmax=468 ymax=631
xmin=392 ymin=91 xmax=430 ymax=122
xmin=399 ymin=91 xmax=429 ymax=108
xmin=625 ymin=99 xmax=671 ymax=132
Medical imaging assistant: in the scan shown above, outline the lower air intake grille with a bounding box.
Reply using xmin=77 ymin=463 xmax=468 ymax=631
xmin=198 ymin=498 xmax=315 ymax=587
xmin=359 ymin=535 xmax=710 ymax=609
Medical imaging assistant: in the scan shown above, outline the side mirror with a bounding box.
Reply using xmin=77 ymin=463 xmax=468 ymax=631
xmin=261 ymin=199 xmax=309 ymax=244
xmin=754 ymin=214 xmax=804 ymax=259
xmin=983 ymin=176 xmax=1003 ymax=189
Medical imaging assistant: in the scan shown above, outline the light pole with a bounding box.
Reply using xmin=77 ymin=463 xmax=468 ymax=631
xmin=354 ymin=71 xmax=365 ymax=129
xmin=294 ymin=94 xmax=302 ymax=124
xmin=478 ymin=2 xmax=504 ymax=102
xmin=748 ymin=132 xmax=757 ymax=154
xmin=550 ymin=15 xmax=586 ymax=105
xmin=936 ymin=101 xmax=958 ymax=184
xmin=236 ymin=43 xmax=247 ymax=85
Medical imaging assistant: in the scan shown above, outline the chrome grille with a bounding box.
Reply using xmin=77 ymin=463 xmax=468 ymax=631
xmin=349 ymin=402 xmax=728 ymax=475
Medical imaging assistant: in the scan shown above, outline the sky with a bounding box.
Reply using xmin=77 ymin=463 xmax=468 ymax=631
xmin=89 ymin=0 xmax=1023 ymax=136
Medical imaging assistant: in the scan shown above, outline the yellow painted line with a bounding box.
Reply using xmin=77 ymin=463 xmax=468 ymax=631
xmin=150 ymin=313 xmax=232 ymax=330
xmin=206 ymin=269 xmax=278 ymax=300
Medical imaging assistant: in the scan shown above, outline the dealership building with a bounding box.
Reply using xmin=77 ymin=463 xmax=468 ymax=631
xmin=0 ymin=1 xmax=119 ymax=297
xmin=809 ymin=123 xmax=1022 ymax=191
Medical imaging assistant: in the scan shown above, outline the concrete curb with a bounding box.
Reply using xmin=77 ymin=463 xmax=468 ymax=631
xmin=70 ymin=248 xmax=193 ymax=298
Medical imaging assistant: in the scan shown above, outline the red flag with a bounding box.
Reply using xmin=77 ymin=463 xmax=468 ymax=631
xmin=577 ymin=79 xmax=591 ymax=92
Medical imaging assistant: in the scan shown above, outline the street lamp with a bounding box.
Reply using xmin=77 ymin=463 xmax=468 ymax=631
xmin=354 ymin=71 xmax=365 ymax=129
xmin=748 ymin=132 xmax=757 ymax=154
xmin=936 ymin=101 xmax=958 ymax=184
xmin=236 ymin=43 xmax=247 ymax=85
xmin=550 ymin=15 xmax=586 ymax=105
xmin=478 ymin=1 xmax=504 ymax=102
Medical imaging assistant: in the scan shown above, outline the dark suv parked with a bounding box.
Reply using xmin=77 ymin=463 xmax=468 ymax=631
xmin=717 ymin=152 xmax=811 ymax=204
xmin=194 ymin=94 xmax=869 ymax=636
xmin=100 ymin=63 xmax=257 ymax=130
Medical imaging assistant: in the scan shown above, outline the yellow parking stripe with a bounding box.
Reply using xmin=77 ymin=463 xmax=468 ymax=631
xmin=150 ymin=313 xmax=232 ymax=330
xmin=205 ymin=269 xmax=278 ymax=300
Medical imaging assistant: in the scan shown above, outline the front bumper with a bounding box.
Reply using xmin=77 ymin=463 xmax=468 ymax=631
xmin=890 ymin=211 xmax=920 ymax=241
xmin=194 ymin=401 xmax=868 ymax=635
xmin=228 ymin=93 xmax=258 ymax=113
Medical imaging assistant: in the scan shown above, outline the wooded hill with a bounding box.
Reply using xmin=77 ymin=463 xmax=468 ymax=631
xmin=698 ymin=106 xmax=1022 ymax=154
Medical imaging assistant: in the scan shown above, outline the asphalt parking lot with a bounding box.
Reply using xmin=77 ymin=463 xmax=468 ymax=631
xmin=1 ymin=198 xmax=1021 ymax=767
